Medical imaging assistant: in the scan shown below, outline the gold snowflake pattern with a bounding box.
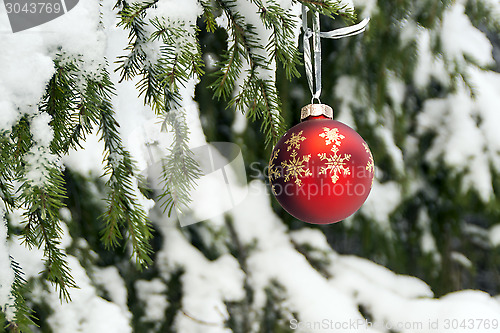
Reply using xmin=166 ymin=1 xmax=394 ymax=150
xmin=281 ymin=151 xmax=312 ymax=186
xmin=285 ymin=130 xmax=307 ymax=151
xmin=362 ymin=142 xmax=374 ymax=174
xmin=317 ymin=146 xmax=351 ymax=184
xmin=319 ymin=127 xmax=345 ymax=146
xmin=362 ymin=142 xmax=375 ymax=188
xmin=269 ymin=149 xmax=281 ymax=181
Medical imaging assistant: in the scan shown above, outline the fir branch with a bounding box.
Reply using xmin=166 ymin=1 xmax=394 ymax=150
xmin=10 ymin=116 xmax=31 ymax=169
xmin=210 ymin=0 xmax=286 ymax=146
xmin=0 ymin=257 xmax=35 ymax=333
xmin=158 ymin=106 xmax=202 ymax=217
xmin=253 ymin=0 xmax=302 ymax=79
xmin=297 ymin=0 xmax=355 ymax=21
xmin=95 ymin=72 xmax=154 ymax=269
xmin=210 ymin=43 xmax=244 ymax=100
xmin=40 ymin=57 xmax=100 ymax=154
xmin=199 ymin=0 xmax=218 ymax=32
xmin=115 ymin=1 xmax=159 ymax=83
xmin=4 ymin=258 xmax=35 ymax=333
xmin=116 ymin=6 xmax=204 ymax=216
xmin=230 ymin=74 xmax=285 ymax=146
xmin=19 ymin=165 xmax=76 ymax=302
xmin=0 ymin=135 xmax=16 ymax=211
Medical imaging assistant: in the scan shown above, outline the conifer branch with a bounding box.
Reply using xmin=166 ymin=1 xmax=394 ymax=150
xmin=19 ymin=163 xmax=76 ymax=302
xmin=7 ymin=258 xmax=35 ymax=333
xmin=116 ymin=7 xmax=204 ymax=216
xmin=94 ymin=72 xmax=154 ymax=269
xmin=158 ymin=106 xmax=202 ymax=217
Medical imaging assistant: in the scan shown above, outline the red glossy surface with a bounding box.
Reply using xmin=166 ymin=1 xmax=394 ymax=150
xmin=268 ymin=118 xmax=374 ymax=224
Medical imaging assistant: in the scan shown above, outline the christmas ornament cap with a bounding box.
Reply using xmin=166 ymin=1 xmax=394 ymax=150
xmin=300 ymin=103 xmax=333 ymax=120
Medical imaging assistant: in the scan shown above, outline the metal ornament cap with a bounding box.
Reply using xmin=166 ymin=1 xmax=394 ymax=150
xmin=300 ymin=104 xmax=334 ymax=120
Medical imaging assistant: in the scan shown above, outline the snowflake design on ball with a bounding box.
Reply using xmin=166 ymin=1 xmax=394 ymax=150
xmin=319 ymin=127 xmax=345 ymax=146
xmin=285 ymin=130 xmax=307 ymax=151
xmin=269 ymin=149 xmax=281 ymax=181
xmin=362 ymin=142 xmax=374 ymax=174
xmin=281 ymin=151 xmax=312 ymax=186
xmin=317 ymin=146 xmax=351 ymax=184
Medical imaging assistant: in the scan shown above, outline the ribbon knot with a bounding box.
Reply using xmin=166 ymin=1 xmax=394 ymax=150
xmin=302 ymin=6 xmax=370 ymax=104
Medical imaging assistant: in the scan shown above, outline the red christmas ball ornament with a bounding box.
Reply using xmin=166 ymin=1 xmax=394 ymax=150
xmin=268 ymin=104 xmax=374 ymax=224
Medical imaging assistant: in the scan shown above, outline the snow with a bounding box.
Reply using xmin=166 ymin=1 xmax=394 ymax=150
xmin=0 ymin=0 xmax=107 ymax=135
xmin=417 ymin=209 xmax=441 ymax=264
xmin=417 ymin=80 xmax=494 ymax=201
xmin=93 ymin=266 xmax=130 ymax=317
xmin=46 ymin=257 xmax=132 ymax=333
xmin=490 ymin=224 xmax=500 ymax=247
xmin=441 ymin=1 xmax=494 ymax=67
xmin=24 ymin=145 xmax=62 ymax=187
xmin=414 ymin=29 xmax=449 ymax=89
xmin=352 ymin=0 xmax=379 ymax=18
xmin=481 ymin=0 xmax=500 ymax=22
xmin=2 ymin=0 xmax=500 ymax=331
xmin=386 ymin=72 xmax=406 ymax=114
xmin=134 ymin=279 xmax=168 ymax=323
xmin=234 ymin=0 xmax=276 ymax=81
xmin=8 ymin=235 xmax=45 ymax=280
xmin=451 ymin=251 xmax=473 ymax=269
xmin=157 ymin=228 xmax=245 ymax=333
xmin=150 ymin=0 xmax=202 ymax=23
xmin=361 ymin=180 xmax=401 ymax=231
xmin=290 ymin=228 xmax=333 ymax=252
xmin=231 ymin=110 xmax=248 ymax=134
xmin=331 ymin=257 xmax=500 ymax=333
xmin=470 ymin=68 xmax=500 ymax=170
xmin=334 ymin=75 xmax=364 ymax=128
xmin=30 ymin=112 xmax=54 ymax=146
xmin=376 ymin=125 xmax=404 ymax=174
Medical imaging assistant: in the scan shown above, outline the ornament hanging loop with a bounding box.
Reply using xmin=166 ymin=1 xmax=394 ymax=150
xmin=302 ymin=6 xmax=370 ymax=103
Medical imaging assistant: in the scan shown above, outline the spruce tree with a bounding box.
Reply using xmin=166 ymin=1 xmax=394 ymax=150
xmin=1 ymin=0 xmax=500 ymax=332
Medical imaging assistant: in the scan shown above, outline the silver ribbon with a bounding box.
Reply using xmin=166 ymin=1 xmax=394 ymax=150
xmin=302 ymin=6 xmax=370 ymax=104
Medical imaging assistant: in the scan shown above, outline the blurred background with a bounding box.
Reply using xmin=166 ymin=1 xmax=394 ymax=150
xmin=2 ymin=0 xmax=500 ymax=332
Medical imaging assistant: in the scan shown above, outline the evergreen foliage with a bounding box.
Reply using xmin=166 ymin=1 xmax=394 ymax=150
xmin=303 ymin=0 xmax=500 ymax=296
xmin=2 ymin=0 xmax=500 ymax=331
xmin=0 ymin=0 xmax=353 ymax=330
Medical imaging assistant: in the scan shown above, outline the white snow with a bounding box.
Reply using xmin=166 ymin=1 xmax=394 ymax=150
xmin=481 ymin=0 xmax=500 ymax=22
xmin=8 ymin=235 xmax=45 ymax=281
xmin=149 ymin=0 xmax=202 ymax=23
xmin=414 ymin=29 xmax=449 ymax=89
xmin=441 ymin=1 xmax=494 ymax=67
xmin=93 ymin=266 xmax=130 ymax=318
xmin=334 ymin=75 xmax=365 ymax=128
xmin=24 ymin=145 xmax=62 ymax=187
xmin=290 ymin=228 xmax=333 ymax=252
xmin=451 ymin=251 xmax=473 ymax=269
xmin=135 ymin=278 xmax=168 ymax=323
xmin=376 ymin=125 xmax=405 ymax=174
xmin=417 ymin=79 xmax=494 ymax=201
xmin=361 ymin=180 xmax=401 ymax=231
xmin=157 ymin=227 xmax=245 ymax=333
xmin=30 ymin=112 xmax=54 ymax=146
xmin=489 ymin=224 xmax=500 ymax=247
xmin=352 ymin=0 xmax=379 ymax=18
xmin=331 ymin=256 xmax=500 ymax=333
xmin=46 ymin=256 xmax=132 ymax=333
xmin=417 ymin=209 xmax=441 ymax=264
xmin=3 ymin=0 xmax=500 ymax=331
